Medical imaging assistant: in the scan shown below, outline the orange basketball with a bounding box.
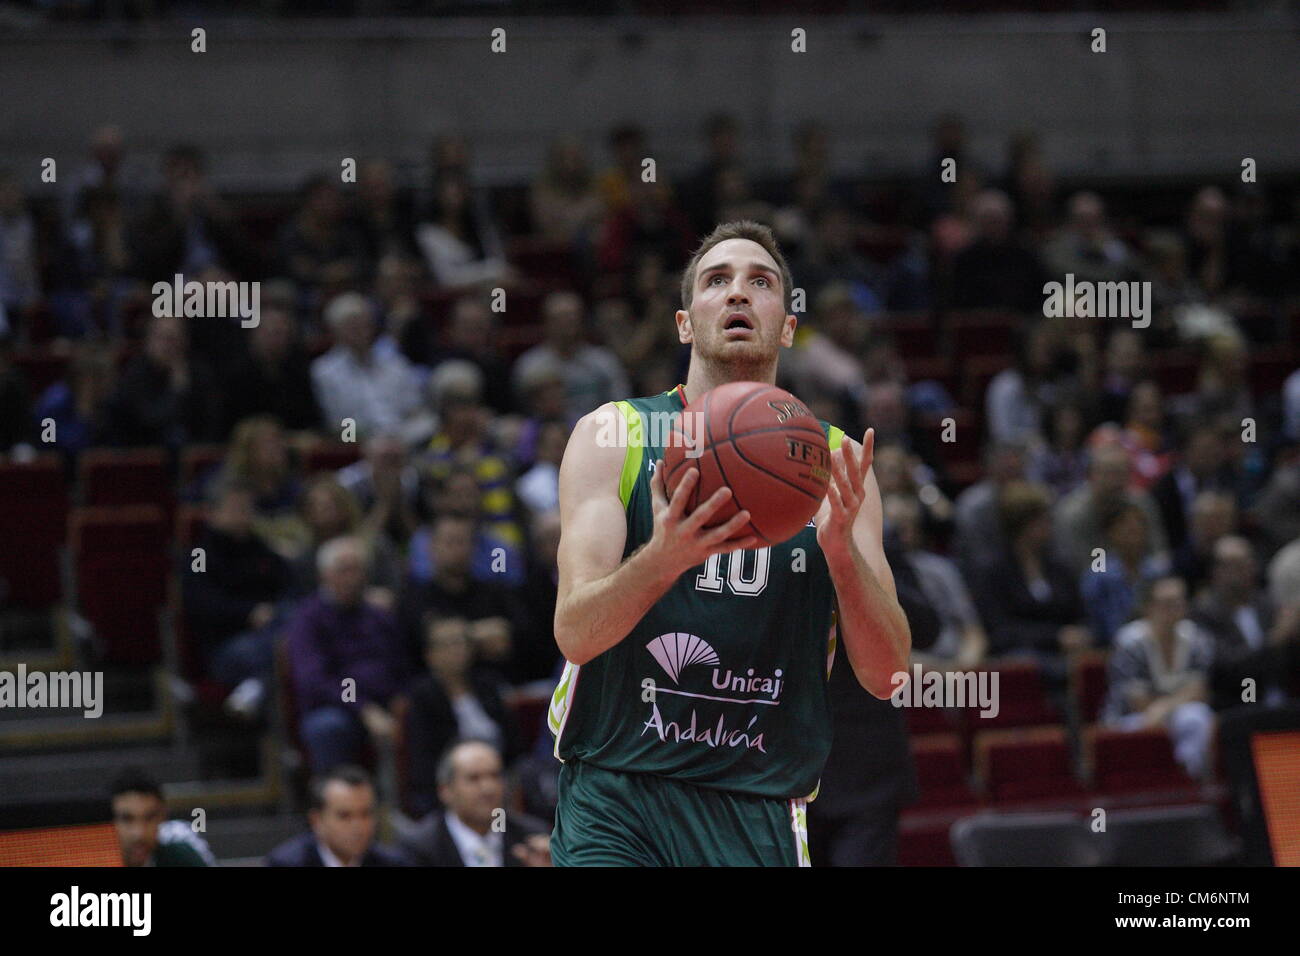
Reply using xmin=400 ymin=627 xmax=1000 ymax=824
xmin=663 ymin=381 xmax=831 ymax=545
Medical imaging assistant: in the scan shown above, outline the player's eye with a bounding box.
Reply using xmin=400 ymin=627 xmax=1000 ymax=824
xmin=754 ymin=276 xmax=770 ymax=287
xmin=708 ymin=274 xmax=726 ymax=285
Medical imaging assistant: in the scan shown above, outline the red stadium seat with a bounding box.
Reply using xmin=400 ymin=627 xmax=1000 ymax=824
xmin=0 ymin=456 xmax=68 ymax=609
xmin=1084 ymin=725 xmax=1196 ymax=796
xmin=302 ymin=440 xmax=363 ymax=474
xmin=1069 ymin=649 xmax=1109 ymax=727
xmin=507 ymin=236 xmax=579 ymax=291
xmin=974 ymin=726 xmax=1084 ymax=804
xmin=897 ymin=812 xmax=960 ymax=866
xmin=911 ymin=733 xmax=978 ymax=810
xmin=876 ymin=312 xmax=937 ymax=360
xmin=69 ymin=506 xmax=171 ymax=666
xmin=11 ymin=350 xmax=69 ymax=400
xmin=79 ymin=447 xmax=173 ymax=514
xmin=957 ymin=659 xmax=1059 ymax=734
xmin=961 ymin=355 xmax=1009 ymax=407
xmin=947 ymin=310 xmax=1018 ymax=360
xmin=179 ymin=444 xmax=227 ymax=492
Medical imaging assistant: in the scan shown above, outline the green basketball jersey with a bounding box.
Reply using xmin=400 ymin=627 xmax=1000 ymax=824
xmin=548 ymin=385 xmax=846 ymax=801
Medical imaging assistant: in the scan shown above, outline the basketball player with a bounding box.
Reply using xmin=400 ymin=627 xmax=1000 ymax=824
xmin=548 ymin=220 xmax=912 ymax=866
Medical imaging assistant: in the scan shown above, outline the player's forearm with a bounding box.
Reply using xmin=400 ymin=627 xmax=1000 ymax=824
xmin=554 ymin=539 xmax=682 ymax=666
xmin=825 ymin=540 xmax=911 ymax=699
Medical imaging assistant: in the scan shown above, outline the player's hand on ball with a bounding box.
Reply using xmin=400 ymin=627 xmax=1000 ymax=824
xmin=650 ymin=459 xmax=761 ymax=573
xmin=815 ymin=427 xmax=875 ymax=555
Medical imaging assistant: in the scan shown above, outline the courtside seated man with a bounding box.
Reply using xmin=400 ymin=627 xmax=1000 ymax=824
xmin=548 ymin=221 xmax=911 ymax=866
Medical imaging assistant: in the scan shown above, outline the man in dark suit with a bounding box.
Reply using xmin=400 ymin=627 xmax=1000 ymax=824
xmin=266 ymin=766 xmax=411 ymax=867
xmin=1193 ymin=536 xmax=1299 ymax=712
xmin=807 ymin=528 xmax=942 ymax=866
xmin=400 ymin=740 xmax=550 ymax=867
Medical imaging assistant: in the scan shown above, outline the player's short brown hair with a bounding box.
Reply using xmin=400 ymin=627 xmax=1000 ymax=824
xmin=679 ymin=220 xmax=794 ymax=316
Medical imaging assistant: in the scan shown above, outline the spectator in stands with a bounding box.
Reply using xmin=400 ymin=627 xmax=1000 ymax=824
xmin=404 ymin=615 xmax=520 ymax=818
xmin=530 ymin=135 xmax=604 ymax=247
xmin=1193 ymin=536 xmax=1299 ymax=711
xmin=337 ymin=430 xmax=423 ymax=551
xmin=1096 ymin=328 xmax=1145 ymax=426
xmin=973 ymin=481 xmax=1090 ymax=681
xmin=56 ymin=184 xmax=134 ymax=338
xmin=310 ymin=291 xmax=422 ymax=441
xmin=595 ymin=123 xmax=647 ymax=216
xmin=680 ymin=112 xmax=745 ymax=237
xmin=1269 ymin=535 xmax=1300 ymax=615
xmin=290 ymin=475 xmax=401 ymax=605
xmin=513 ymin=509 xmax=564 ymax=686
xmin=1080 ymin=501 xmax=1170 ymax=646
xmin=985 ymin=320 xmax=1065 ymax=447
xmin=399 ymin=740 xmax=550 ymax=867
xmin=110 ymin=768 xmax=215 ymax=867
xmin=204 ymin=416 xmax=306 ymax=556
xmin=1252 ymin=453 xmax=1300 ymax=559
xmin=0 ymin=169 xmax=42 ymax=324
xmin=1114 ymin=380 xmax=1174 ymax=489
xmin=1172 ymin=334 xmax=1254 ymax=432
xmin=347 ymin=158 xmax=417 ymax=271
xmin=1041 ymin=191 xmax=1137 ymax=287
xmin=1029 ymin=401 xmax=1089 ymax=498
xmin=515 ymin=418 xmax=566 ymax=517
xmin=132 ymin=144 xmax=251 ymax=282
xmin=871 ymin=443 xmax=951 ymax=542
xmin=1102 ymin=576 xmax=1216 ymax=780
xmin=597 ymin=178 xmax=694 ymax=286
xmin=1283 ymin=369 xmax=1300 ymax=445
xmin=514 ymin=291 xmax=631 ymax=423
xmin=416 ymin=171 xmax=513 ymax=291
xmin=885 ymin=494 xmax=986 ymax=669
xmin=948 ymin=188 xmax=1044 ymax=313
xmin=1055 ymin=442 xmax=1169 ymax=577
xmin=32 ymin=344 xmax=117 ymax=459
xmin=1172 ymin=488 xmax=1238 ymax=595
xmin=953 ymin=440 xmax=1029 ymax=578
xmin=286 ymin=536 xmax=411 ymax=774
xmin=99 ymin=312 xmax=223 ymax=448
xmin=398 ymin=513 xmax=518 ymax=674
xmin=420 ymin=364 xmax=525 ymax=558
xmin=1150 ymin=422 xmax=1233 ymax=557
xmin=1182 ymin=186 xmax=1230 ymax=298
xmin=782 ymin=282 xmax=868 ymax=417
xmin=182 ymin=480 xmax=293 ymax=717
xmin=788 ymin=206 xmax=882 ymax=309
xmin=419 ymin=294 xmax=512 ymax=414
xmin=0 ymin=347 xmax=29 ymax=454
xmin=999 ymin=130 xmax=1056 ymax=242
xmin=277 ymin=173 xmax=366 ymax=305
xmin=266 ymin=765 xmax=410 ymax=867
xmin=919 ymin=113 xmax=972 ymax=224
xmin=62 ymin=125 xmax=140 ymax=234
xmin=375 ymin=252 xmax=430 ymax=368
xmin=222 ymin=305 xmax=321 ymax=435
xmin=712 ymin=164 xmax=774 ymax=229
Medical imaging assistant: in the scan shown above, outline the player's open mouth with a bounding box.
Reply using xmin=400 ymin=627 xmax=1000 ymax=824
xmin=724 ymin=313 xmax=754 ymax=336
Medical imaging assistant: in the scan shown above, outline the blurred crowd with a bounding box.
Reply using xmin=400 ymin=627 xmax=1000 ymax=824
xmin=2 ymin=113 xmax=1299 ymax=850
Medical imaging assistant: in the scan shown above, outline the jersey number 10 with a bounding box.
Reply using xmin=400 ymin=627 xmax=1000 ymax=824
xmin=695 ymin=547 xmax=771 ymax=596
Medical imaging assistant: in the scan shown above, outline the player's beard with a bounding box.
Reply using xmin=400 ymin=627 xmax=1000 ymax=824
xmin=693 ymin=316 xmax=780 ymax=382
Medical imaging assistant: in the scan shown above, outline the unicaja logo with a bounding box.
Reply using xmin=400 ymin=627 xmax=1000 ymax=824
xmin=646 ymin=633 xmax=719 ymax=684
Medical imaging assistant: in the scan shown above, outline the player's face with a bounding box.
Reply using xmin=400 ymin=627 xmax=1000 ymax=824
xmin=677 ymin=238 xmax=795 ymax=366
xmin=312 ymin=782 xmax=376 ymax=865
xmin=112 ymin=793 xmax=165 ymax=867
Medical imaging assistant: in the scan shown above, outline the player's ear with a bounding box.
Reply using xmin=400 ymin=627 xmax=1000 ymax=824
xmin=780 ymin=312 xmax=797 ymax=348
xmin=675 ymin=308 xmax=694 ymax=344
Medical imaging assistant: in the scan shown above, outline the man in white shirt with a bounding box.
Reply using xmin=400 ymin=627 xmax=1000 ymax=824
xmin=311 ymin=292 xmax=422 ymax=440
